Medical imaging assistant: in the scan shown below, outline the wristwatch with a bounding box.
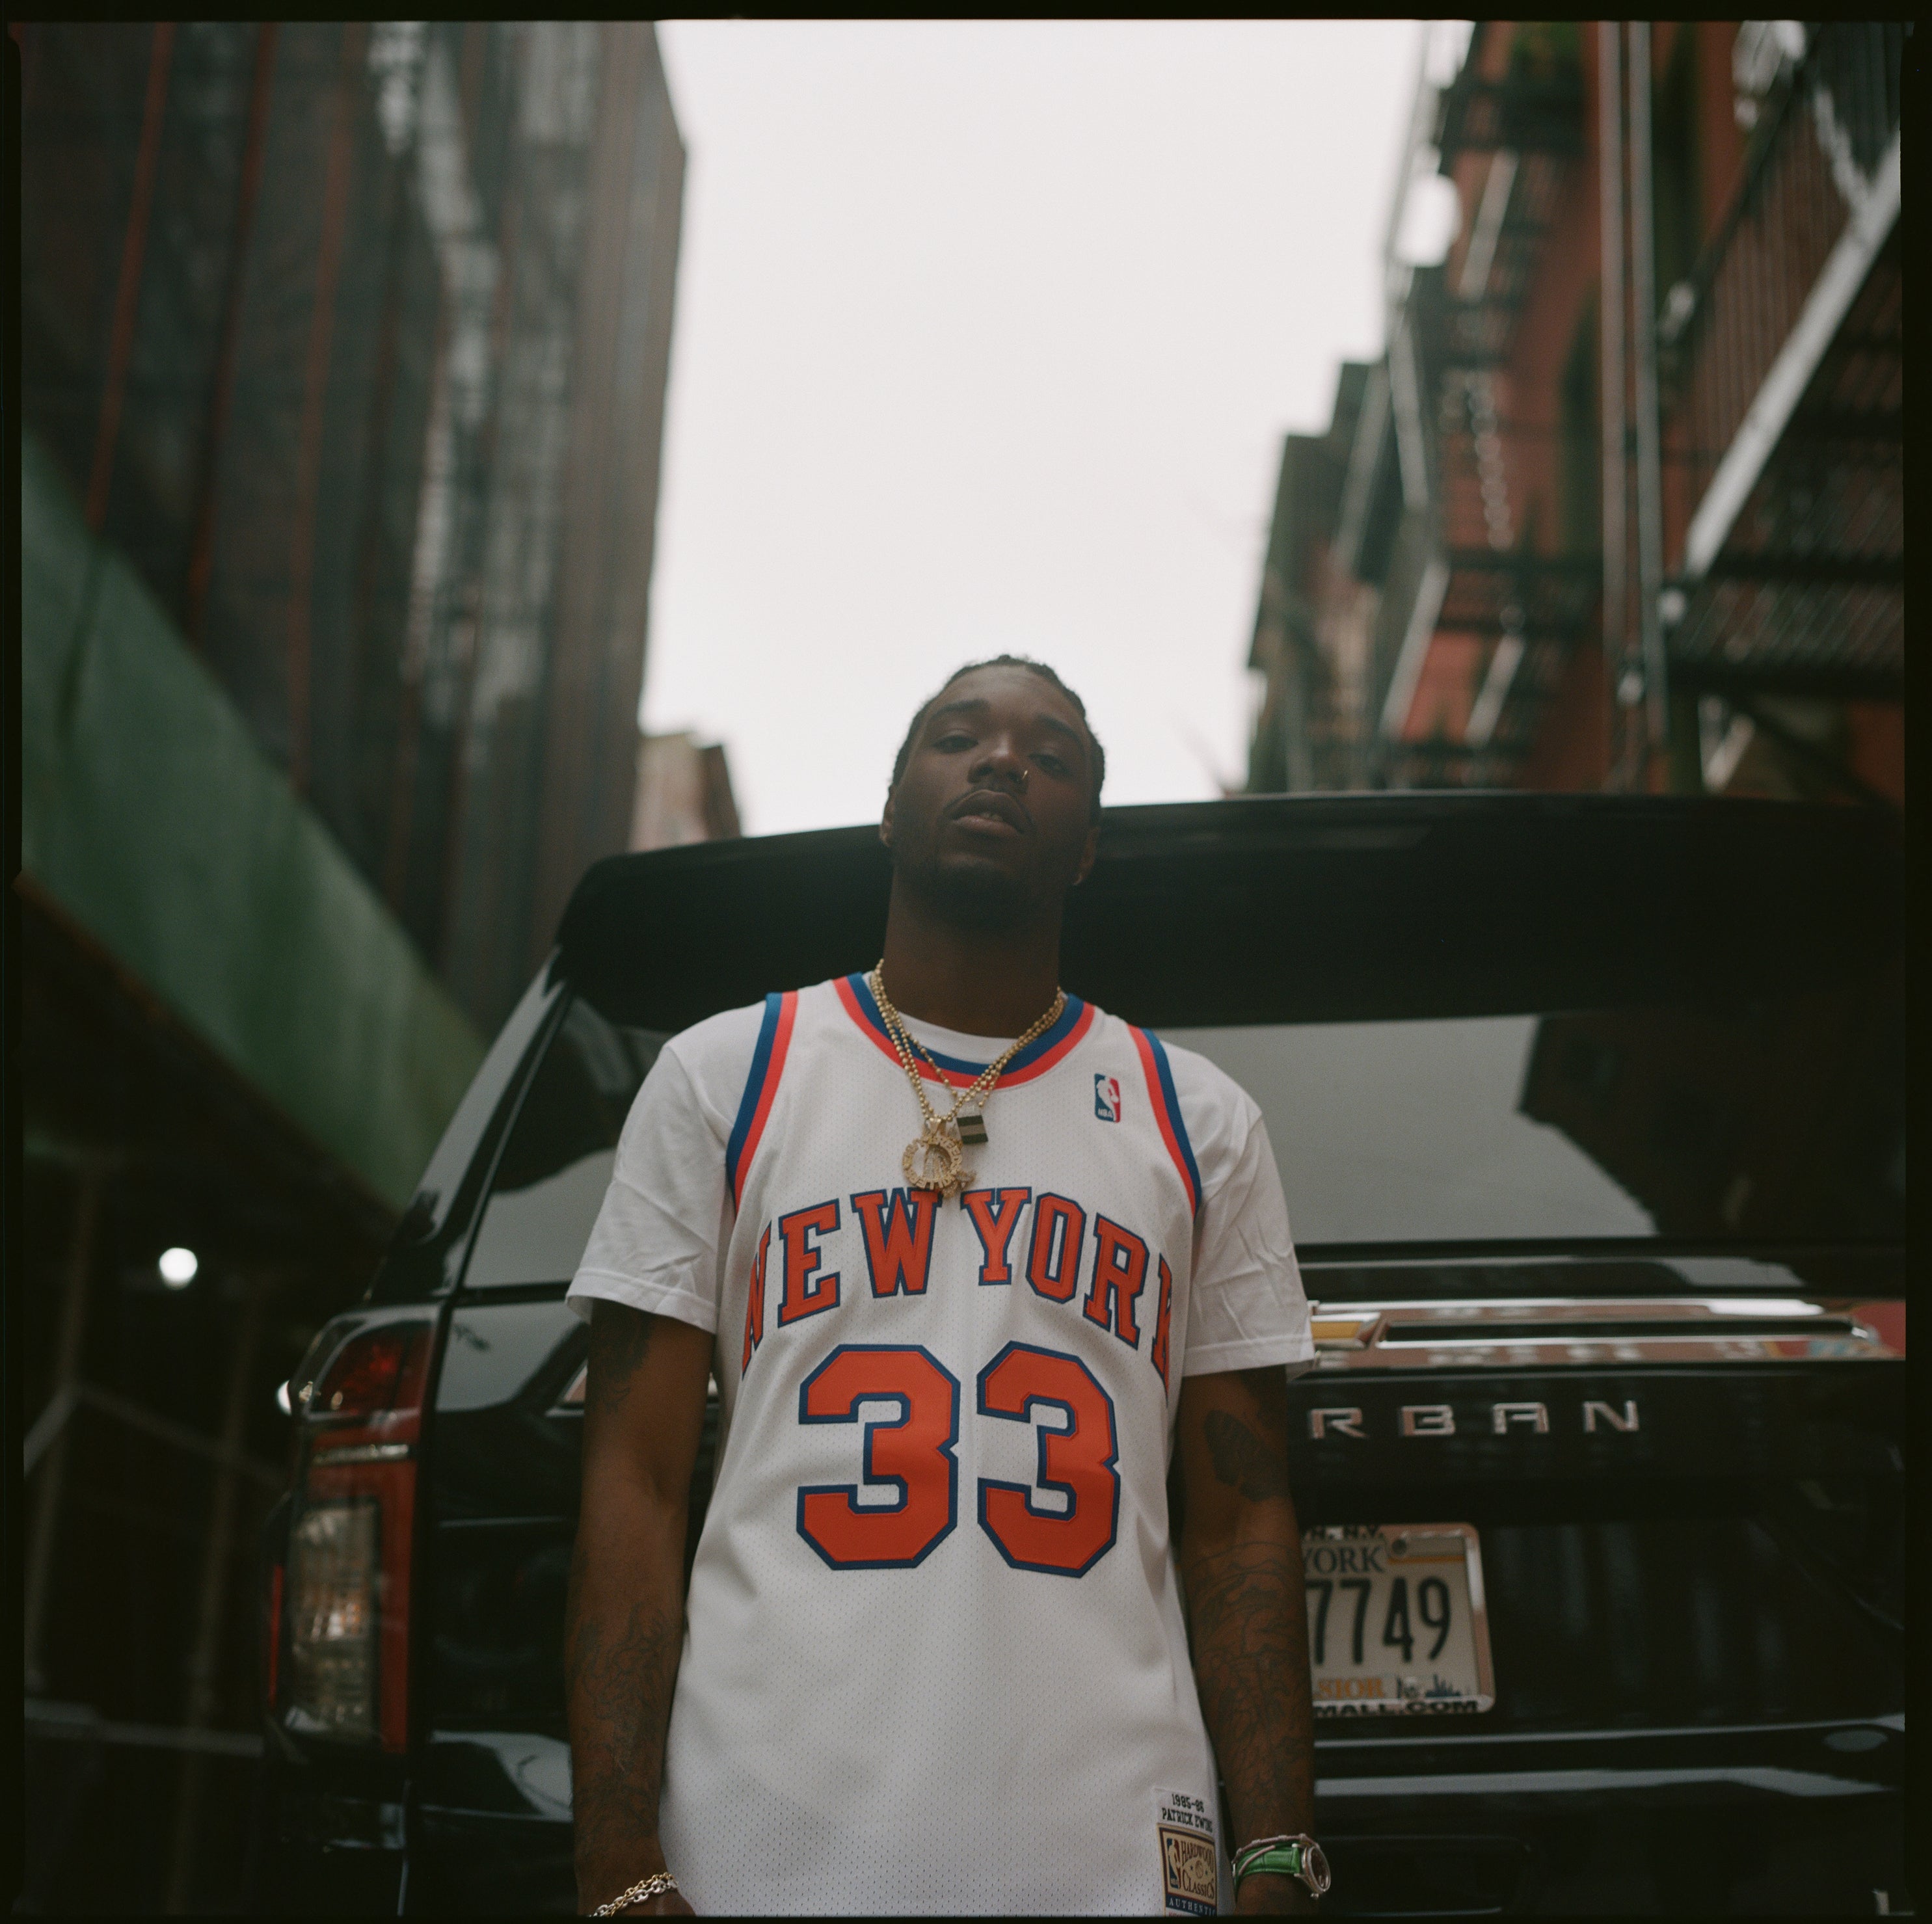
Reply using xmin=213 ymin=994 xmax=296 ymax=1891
xmin=1231 ymin=1833 xmax=1332 ymax=1898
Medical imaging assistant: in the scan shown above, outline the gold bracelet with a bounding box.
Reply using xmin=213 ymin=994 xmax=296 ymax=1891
xmin=590 ymin=1869 xmax=678 ymax=1916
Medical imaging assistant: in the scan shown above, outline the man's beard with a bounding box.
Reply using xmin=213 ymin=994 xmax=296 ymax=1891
xmin=894 ymin=844 xmax=1034 ymax=932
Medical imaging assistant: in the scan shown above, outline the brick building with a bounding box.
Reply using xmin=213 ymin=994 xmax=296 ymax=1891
xmin=16 ymin=24 xmax=683 ymax=1910
xmin=1246 ymin=21 xmax=1902 ymax=806
xmin=630 ymin=732 xmax=744 ymax=851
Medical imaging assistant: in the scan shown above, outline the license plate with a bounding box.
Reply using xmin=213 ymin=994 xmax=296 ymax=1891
xmin=1302 ymin=1523 xmax=1494 ymax=1716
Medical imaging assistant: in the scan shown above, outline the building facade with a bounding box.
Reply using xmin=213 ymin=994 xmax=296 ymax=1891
xmin=16 ymin=23 xmax=683 ymax=1910
xmin=1246 ymin=21 xmax=1903 ymax=806
xmin=22 ymin=20 xmax=684 ymax=1029
xmin=630 ymin=731 xmax=744 ymax=851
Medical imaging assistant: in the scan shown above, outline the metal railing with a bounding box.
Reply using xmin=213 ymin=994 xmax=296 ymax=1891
xmin=1369 ymin=504 xmax=1442 ymax=725
xmin=23 ymin=1378 xmax=285 ymax=1486
xmin=1382 ymin=268 xmax=1599 ymax=785
xmin=1661 ymin=23 xmax=1904 ymax=567
xmin=25 ymin=1698 xmax=264 ymax=1759
xmin=1657 ymin=23 xmax=1903 ymax=706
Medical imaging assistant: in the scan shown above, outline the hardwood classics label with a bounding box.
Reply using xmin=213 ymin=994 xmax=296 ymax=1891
xmin=1153 ymin=1789 xmax=1217 ymax=1917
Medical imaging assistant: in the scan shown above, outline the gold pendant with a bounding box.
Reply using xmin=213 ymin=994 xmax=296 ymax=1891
xmin=903 ymin=1123 xmax=971 ymax=1199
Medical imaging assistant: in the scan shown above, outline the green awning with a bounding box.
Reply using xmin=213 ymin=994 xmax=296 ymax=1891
xmin=20 ymin=432 xmax=485 ymax=1211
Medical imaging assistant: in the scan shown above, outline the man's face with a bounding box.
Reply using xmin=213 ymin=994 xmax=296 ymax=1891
xmin=883 ymin=665 xmax=1101 ymax=928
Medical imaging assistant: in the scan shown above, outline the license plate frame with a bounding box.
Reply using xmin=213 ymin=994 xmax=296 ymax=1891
xmin=1302 ymin=1521 xmax=1495 ymax=1717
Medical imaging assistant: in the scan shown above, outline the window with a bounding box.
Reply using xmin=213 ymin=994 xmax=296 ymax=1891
xmin=1167 ymin=972 xmax=1902 ymax=1248
xmin=461 ymin=998 xmax=665 ymax=1289
xmin=462 ymin=957 xmax=1900 ymax=1280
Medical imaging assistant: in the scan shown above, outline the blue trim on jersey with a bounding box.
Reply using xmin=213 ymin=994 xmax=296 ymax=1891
xmin=725 ymin=992 xmax=785 ymax=1203
xmin=842 ymin=971 xmax=1086 ymax=1077
xmin=1142 ymin=1029 xmax=1203 ymax=1213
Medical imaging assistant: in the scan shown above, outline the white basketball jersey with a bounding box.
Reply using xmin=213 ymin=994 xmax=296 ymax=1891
xmin=570 ymin=973 xmax=1313 ymax=1916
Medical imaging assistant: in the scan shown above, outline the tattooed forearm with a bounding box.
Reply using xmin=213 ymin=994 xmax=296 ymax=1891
xmin=1177 ymin=1369 xmax=1315 ymax=1895
xmin=567 ymin=1305 xmax=710 ymax=1909
xmin=565 ymin=1550 xmax=683 ymax=1891
xmin=1181 ymin=1538 xmax=1314 ymax=1844
xmin=1203 ymin=1410 xmax=1295 ymax=1503
xmin=585 ymin=1299 xmax=656 ymax=1420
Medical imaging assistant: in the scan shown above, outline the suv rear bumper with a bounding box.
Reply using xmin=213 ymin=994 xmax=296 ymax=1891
xmin=1312 ymin=1716 xmax=1905 ymax=1913
xmin=261 ymin=1728 xmax=1907 ymax=1915
xmin=1317 ymin=1783 xmax=1904 ymax=1916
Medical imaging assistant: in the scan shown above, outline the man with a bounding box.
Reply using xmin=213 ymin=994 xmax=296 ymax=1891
xmin=565 ymin=656 xmax=1326 ymax=1916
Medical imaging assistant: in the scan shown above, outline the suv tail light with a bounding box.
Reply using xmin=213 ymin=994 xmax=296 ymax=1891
xmin=288 ymin=1499 xmax=379 ymax=1737
xmin=280 ymin=1319 xmax=434 ymax=1752
xmin=308 ymin=1320 xmax=431 ymax=1420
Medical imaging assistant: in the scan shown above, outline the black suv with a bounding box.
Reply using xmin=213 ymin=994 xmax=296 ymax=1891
xmin=256 ymin=793 xmax=1906 ymax=1916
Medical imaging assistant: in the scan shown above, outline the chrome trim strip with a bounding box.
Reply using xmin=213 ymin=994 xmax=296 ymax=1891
xmin=1311 ymin=1338 xmax=1889 ymax=1370
xmin=551 ymin=1365 xmax=716 ymax=1416
xmin=310 ymin=1441 xmax=413 ymax=1465
xmin=1315 ymin=1764 xmax=1888 ymax=1800
xmin=1315 ymin=1711 xmax=1904 ymax=1750
xmin=1304 ymin=1297 xmax=1898 ymax=1369
xmin=1314 ymin=1296 xmax=1834 ymax=1320
xmin=550 ymin=1364 xmax=589 ymax=1415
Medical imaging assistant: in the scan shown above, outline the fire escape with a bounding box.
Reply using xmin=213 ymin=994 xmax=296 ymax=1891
xmin=1657 ymin=22 xmax=1903 ymax=783
xmin=1364 ymin=24 xmax=1599 ymax=789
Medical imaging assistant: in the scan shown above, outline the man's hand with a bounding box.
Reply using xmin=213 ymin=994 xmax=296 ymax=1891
xmin=567 ymin=1302 xmax=713 ymax=1916
xmin=1174 ymin=1366 xmax=1318 ymax=1918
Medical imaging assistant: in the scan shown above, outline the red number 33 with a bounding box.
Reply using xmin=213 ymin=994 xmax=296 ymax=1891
xmin=796 ymin=1342 xmax=1120 ymax=1577
xmin=797 ymin=1345 xmax=959 ymax=1569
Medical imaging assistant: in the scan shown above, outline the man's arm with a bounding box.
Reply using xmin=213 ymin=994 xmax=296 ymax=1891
xmin=1174 ymin=1365 xmax=1317 ymax=1916
xmin=565 ymin=1300 xmax=713 ymax=1916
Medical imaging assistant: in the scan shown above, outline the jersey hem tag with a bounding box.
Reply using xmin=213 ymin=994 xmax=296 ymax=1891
xmin=1154 ymin=1787 xmax=1218 ymax=1917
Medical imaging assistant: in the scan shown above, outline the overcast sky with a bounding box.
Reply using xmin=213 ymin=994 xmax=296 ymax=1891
xmin=645 ymin=21 xmax=1425 ymax=837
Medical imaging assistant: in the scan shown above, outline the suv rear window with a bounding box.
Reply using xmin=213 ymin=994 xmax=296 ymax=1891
xmin=461 ymin=1000 xmax=665 ymax=1289
xmin=1171 ymin=975 xmax=1902 ymax=1249
xmin=459 ymin=969 xmax=1901 ymax=1289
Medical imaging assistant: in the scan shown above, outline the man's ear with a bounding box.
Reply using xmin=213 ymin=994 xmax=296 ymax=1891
xmin=879 ymin=789 xmax=895 ymax=849
xmin=1072 ymin=822 xmax=1100 ymax=887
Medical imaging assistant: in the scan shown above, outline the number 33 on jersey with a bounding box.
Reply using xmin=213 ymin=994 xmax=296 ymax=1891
xmin=796 ymin=1339 xmax=1121 ymax=1577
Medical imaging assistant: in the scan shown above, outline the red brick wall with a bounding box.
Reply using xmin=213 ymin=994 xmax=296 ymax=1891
xmin=1517 ymin=638 xmax=1611 ymax=790
xmin=1846 ymin=703 xmax=1904 ymax=805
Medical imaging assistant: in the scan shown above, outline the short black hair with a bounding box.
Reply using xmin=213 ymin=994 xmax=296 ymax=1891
xmin=890 ymin=654 xmax=1106 ymax=823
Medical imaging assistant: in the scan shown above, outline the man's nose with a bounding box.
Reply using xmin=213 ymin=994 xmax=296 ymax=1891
xmin=969 ymin=737 xmax=1028 ymax=788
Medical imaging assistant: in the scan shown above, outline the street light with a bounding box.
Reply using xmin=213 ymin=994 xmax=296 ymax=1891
xmin=158 ymin=1246 xmax=199 ymax=1289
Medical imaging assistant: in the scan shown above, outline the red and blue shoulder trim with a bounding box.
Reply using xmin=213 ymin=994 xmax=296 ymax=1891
xmin=1130 ymin=1026 xmax=1202 ymax=1217
xmin=726 ymin=990 xmax=798 ymax=1209
xmin=835 ymin=971 xmax=1094 ymax=1088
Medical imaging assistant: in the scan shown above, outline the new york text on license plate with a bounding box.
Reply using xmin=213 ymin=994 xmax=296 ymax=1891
xmin=1303 ymin=1523 xmax=1494 ymax=1715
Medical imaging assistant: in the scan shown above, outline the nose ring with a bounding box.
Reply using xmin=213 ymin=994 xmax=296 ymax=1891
xmin=1015 ymin=767 xmax=1029 ymax=789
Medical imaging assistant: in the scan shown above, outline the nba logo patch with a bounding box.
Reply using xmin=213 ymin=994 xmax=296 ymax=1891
xmin=1154 ymin=1789 xmax=1217 ymax=1916
xmin=1093 ymin=1073 xmax=1122 ymax=1123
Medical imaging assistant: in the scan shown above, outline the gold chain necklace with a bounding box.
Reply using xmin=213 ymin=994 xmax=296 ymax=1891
xmin=868 ymin=963 xmax=1065 ymax=1201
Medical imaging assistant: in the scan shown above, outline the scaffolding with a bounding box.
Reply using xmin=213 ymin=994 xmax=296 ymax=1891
xmin=21 ymin=21 xmax=685 ymax=1034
